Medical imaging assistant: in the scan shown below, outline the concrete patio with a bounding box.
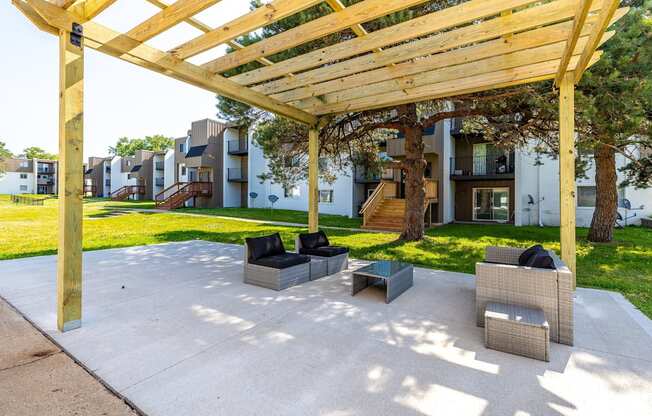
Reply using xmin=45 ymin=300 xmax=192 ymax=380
xmin=1 ymin=240 xmax=651 ymax=416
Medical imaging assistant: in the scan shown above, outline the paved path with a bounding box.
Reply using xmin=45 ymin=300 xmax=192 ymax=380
xmin=0 ymin=298 xmax=138 ymax=416
xmin=116 ymin=207 xmax=389 ymax=233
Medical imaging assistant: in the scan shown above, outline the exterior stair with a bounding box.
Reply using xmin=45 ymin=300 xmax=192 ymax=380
xmin=155 ymin=182 xmax=212 ymax=210
xmin=111 ymin=185 xmax=145 ymax=201
xmin=363 ymin=199 xmax=406 ymax=232
xmin=360 ymin=179 xmax=439 ymax=232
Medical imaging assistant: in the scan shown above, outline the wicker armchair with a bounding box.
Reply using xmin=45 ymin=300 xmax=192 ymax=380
xmin=475 ymin=246 xmax=574 ymax=345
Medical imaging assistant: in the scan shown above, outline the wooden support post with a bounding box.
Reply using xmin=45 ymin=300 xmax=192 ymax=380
xmin=308 ymin=127 xmax=319 ymax=232
xmin=57 ymin=27 xmax=84 ymax=332
xmin=559 ymin=71 xmax=576 ymax=287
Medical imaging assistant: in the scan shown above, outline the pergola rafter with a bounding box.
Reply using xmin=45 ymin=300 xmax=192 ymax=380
xmin=15 ymin=0 xmax=625 ymax=332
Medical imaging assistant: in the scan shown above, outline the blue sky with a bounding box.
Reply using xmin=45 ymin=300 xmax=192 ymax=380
xmin=0 ymin=1 xmax=253 ymax=159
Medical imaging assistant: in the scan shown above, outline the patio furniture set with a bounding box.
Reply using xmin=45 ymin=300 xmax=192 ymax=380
xmin=243 ymin=233 xmax=573 ymax=361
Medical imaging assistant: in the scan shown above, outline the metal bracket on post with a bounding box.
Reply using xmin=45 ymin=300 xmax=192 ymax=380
xmin=70 ymin=23 xmax=83 ymax=48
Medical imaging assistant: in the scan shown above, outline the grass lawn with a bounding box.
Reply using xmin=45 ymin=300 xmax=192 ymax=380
xmin=1 ymin=195 xmax=650 ymax=317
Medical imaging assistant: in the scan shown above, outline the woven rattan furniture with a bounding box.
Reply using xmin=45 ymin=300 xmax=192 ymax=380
xmin=295 ymin=233 xmax=349 ymax=275
xmin=485 ymin=302 xmax=550 ymax=362
xmin=308 ymin=256 xmax=328 ymax=281
xmin=243 ymin=235 xmax=310 ymax=291
xmin=476 ymin=246 xmax=574 ymax=345
xmin=352 ymin=261 xmax=413 ymax=304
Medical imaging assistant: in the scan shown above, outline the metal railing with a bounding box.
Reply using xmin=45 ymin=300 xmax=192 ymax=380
xmin=227 ymin=139 xmax=248 ymax=154
xmin=450 ymin=154 xmax=515 ymax=177
xmin=227 ymin=168 xmax=247 ymax=181
xmin=11 ymin=195 xmax=48 ymax=205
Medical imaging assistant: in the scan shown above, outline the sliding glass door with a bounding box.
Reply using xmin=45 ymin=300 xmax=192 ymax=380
xmin=473 ymin=188 xmax=509 ymax=222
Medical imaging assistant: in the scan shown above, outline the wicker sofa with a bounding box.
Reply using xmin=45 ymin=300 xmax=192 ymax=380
xmin=475 ymin=246 xmax=574 ymax=345
xmin=244 ymin=233 xmax=311 ymax=291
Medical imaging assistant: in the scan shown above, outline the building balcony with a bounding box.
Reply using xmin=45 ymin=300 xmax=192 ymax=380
xmin=227 ymin=139 xmax=248 ymax=155
xmin=227 ymin=168 xmax=248 ymax=182
xmin=354 ymin=168 xmax=394 ymax=183
xmin=450 ymin=154 xmax=515 ymax=180
xmin=387 ymin=134 xmax=438 ymax=157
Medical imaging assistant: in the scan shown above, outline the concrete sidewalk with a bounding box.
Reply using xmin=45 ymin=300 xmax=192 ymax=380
xmin=0 ymin=299 xmax=138 ymax=416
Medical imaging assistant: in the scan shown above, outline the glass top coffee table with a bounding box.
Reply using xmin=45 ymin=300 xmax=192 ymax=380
xmin=351 ymin=260 xmax=413 ymax=303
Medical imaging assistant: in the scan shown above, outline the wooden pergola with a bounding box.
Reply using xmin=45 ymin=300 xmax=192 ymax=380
xmin=13 ymin=0 xmax=626 ymax=332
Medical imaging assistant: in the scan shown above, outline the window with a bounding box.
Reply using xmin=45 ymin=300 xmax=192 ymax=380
xmin=318 ymin=157 xmax=328 ymax=171
xmin=20 ymin=161 xmax=28 ymax=168
xmin=105 ymin=179 xmax=111 ymax=186
xmin=181 ymin=166 xmax=187 ymax=176
xmin=319 ymin=190 xmax=334 ymax=203
xmin=19 ymin=185 xmax=27 ymax=191
xmin=179 ymin=143 xmax=185 ymax=153
xmin=20 ymin=173 xmax=28 ymax=179
xmin=284 ymin=185 xmax=300 ymax=199
xmin=472 ymin=188 xmax=509 ymax=222
xmin=577 ymin=186 xmax=596 ymax=207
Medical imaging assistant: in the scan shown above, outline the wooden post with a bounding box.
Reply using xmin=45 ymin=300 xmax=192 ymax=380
xmin=57 ymin=27 xmax=84 ymax=332
xmin=559 ymin=71 xmax=576 ymax=287
xmin=308 ymin=127 xmax=319 ymax=232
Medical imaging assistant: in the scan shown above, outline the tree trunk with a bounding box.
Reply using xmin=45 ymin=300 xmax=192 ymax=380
xmin=587 ymin=143 xmax=618 ymax=242
xmin=399 ymin=104 xmax=426 ymax=241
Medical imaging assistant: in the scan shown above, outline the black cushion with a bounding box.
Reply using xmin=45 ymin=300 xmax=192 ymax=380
xmin=249 ymin=253 xmax=310 ymax=269
xmin=525 ymin=252 xmax=556 ymax=270
xmin=299 ymin=246 xmax=348 ymax=257
xmin=245 ymin=233 xmax=285 ymax=261
xmin=518 ymin=244 xmax=545 ymax=266
xmin=299 ymin=231 xmax=330 ymax=249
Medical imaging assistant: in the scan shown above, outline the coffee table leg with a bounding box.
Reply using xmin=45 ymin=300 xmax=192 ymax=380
xmin=386 ymin=267 xmax=414 ymax=303
xmin=351 ymin=273 xmax=369 ymax=296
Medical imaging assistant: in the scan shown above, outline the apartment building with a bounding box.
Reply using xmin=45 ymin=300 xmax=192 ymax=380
xmin=84 ymin=156 xmax=112 ymax=197
xmin=109 ymin=150 xmax=166 ymax=200
xmin=0 ymin=158 xmax=58 ymax=195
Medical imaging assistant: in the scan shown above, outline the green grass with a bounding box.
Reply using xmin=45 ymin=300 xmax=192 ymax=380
xmin=175 ymin=207 xmax=363 ymax=228
xmin=0 ymin=196 xmax=650 ymax=317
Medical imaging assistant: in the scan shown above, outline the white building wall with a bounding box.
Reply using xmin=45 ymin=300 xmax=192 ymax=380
xmin=102 ymin=160 xmax=112 ymax=197
xmin=110 ymin=156 xmax=136 ymax=196
xmin=164 ymin=149 xmax=175 ymax=189
xmin=441 ymin=119 xmax=454 ymax=224
xmin=152 ymin=154 xmax=165 ymax=198
xmin=223 ymin=128 xmax=243 ymax=208
xmin=247 ymin=132 xmax=355 ymax=217
xmin=0 ymin=172 xmax=34 ymax=194
xmin=515 ymin=145 xmax=652 ymax=227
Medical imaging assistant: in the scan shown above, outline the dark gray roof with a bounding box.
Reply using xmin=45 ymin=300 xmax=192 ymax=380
xmin=130 ymin=165 xmax=142 ymax=173
xmin=186 ymin=145 xmax=208 ymax=158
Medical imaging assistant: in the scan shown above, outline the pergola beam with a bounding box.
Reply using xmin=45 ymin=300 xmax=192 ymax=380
xmin=293 ymin=35 xmax=609 ymax=112
xmin=170 ymin=0 xmax=323 ymax=60
xmin=271 ymin=17 xmax=620 ymax=103
xmin=144 ymin=0 xmax=275 ymax=67
xmin=126 ymin=0 xmax=221 ymax=43
xmin=68 ymin=0 xmax=118 ymax=21
xmin=242 ymin=0 xmax=593 ymax=90
xmin=304 ymin=53 xmax=601 ymax=115
xmin=554 ymin=0 xmax=594 ymax=87
xmin=574 ymin=0 xmax=622 ymax=83
xmin=24 ymin=0 xmax=317 ymax=125
xmin=202 ymin=0 xmax=434 ymax=74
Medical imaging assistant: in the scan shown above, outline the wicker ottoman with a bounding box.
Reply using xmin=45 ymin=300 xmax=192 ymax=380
xmin=484 ymin=302 xmax=550 ymax=362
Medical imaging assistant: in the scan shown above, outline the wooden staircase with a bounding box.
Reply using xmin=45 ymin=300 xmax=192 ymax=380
xmin=364 ymin=198 xmax=406 ymax=231
xmin=155 ymin=182 xmax=212 ymax=210
xmin=111 ymin=185 xmax=145 ymax=201
xmin=360 ymin=179 xmax=438 ymax=232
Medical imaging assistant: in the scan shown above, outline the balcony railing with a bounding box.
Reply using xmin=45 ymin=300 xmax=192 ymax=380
xmin=450 ymin=154 xmax=515 ymax=178
xmin=227 ymin=139 xmax=248 ymax=155
xmin=155 ymin=161 xmax=164 ymax=171
xmin=227 ymin=168 xmax=248 ymax=182
xmin=354 ymin=168 xmax=394 ymax=183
